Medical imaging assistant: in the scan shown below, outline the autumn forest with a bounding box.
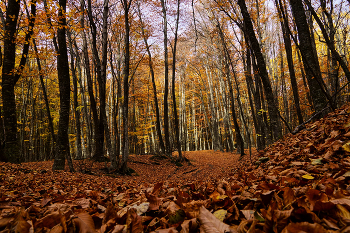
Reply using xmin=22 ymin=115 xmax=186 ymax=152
xmin=2 ymin=0 xmax=350 ymax=231
xmin=0 ymin=0 xmax=350 ymax=172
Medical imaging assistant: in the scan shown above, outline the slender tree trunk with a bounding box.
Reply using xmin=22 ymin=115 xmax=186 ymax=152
xmin=2 ymin=0 xmax=37 ymax=163
xmin=33 ymin=39 xmax=56 ymax=157
xmin=80 ymin=0 xmax=103 ymax=161
xmin=120 ymin=0 xmax=132 ymax=174
xmin=53 ymin=0 xmax=74 ymax=172
xmin=289 ymin=0 xmax=329 ymax=113
xmin=275 ymin=0 xmax=304 ymax=125
xmin=251 ymin=54 xmax=268 ymax=146
xmin=86 ymin=0 xmax=111 ymax=162
xmin=161 ymin=0 xmax=172 ymax=157
xmin=110 ymin=49 xmax=121 ymax=165
xmin=217 ymin=23 xmax=244 ymax=157
xmin=244 ymin=48 xmax=264 ymax=150
xmin=67 ymin=31 xmax=82 ymax=160
xmin=136 ymin=2 xmax=166 ymax=155
xmin=238 ymin=0 xmax=282 ymax=141
xmin=305 ymin=0 xmax=350 ymax=84
xmin=171 ymin=0 xmax=185 ymax=162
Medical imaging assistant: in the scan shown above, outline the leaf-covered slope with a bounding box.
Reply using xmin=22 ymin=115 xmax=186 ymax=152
xmin=0 ymin=103 xmax=350 ymax=232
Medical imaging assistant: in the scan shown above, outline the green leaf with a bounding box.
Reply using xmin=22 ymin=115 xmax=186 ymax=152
xmin=169 ymin=209 xmax=186 ymax=225
xmin=311 ymin=158 xmax=323 ymax=165
xmin=254 ymin=211 xmax=265 ymax=222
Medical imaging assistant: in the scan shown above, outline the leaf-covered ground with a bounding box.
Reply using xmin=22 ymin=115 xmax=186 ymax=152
xmin=1 ymin=103 xmax=350 ymax=233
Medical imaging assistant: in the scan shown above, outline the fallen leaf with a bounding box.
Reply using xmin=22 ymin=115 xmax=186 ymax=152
xmin=73 ymin=211 xmax=96 ymax=233
xmin=281 ymin=222 xmax=327 ymax=233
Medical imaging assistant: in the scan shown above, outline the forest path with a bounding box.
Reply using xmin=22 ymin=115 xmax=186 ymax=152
xmin=1 ymin=149 xmax=256 ymax=188
xmin=126 ymin=149 xmax=257 ymax=183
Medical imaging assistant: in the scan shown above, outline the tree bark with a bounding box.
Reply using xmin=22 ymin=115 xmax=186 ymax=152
xmin=244 ymin=48 xmax=264 ymax=150
xmin=67 ymin=31 xmax=82 ymax=160
xmin=80 ymin=0 xmax=103 ymax=161
xmin=171 ymin=0 xmax=185 ymax=162
xmin=120 ymin=0 xmax=133 ymax=174
xmin=305 ymin=0 xmax=350 ymax=84
xmin=137 ymin=1 xmax=166 ymax=155
xmin=160 ymin=0 xmax=172 ymax=157
xmin=1 ymin=0 xmax=36 ymax=163
xmin=217 ymin=23 xmax=244 ymax=157
xmin=237 ymin=0 xmax=282 ymax=141
xmin=53 ymin=0 xmax=74 ymax=171
xmin=289 ymin=0 xmax=329 ymax=113
xmin=275 ymin=0 xmax=304 ymax=125
xmin=33 ymin=39 xmax=56 ymax=157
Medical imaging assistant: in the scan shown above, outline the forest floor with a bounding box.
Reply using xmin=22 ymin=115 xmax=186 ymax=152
xmin=1 ymin=103 xmax=350 ymax=232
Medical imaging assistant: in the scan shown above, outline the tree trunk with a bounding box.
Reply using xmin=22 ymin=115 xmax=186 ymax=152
xmin=275 ymin=0 xmax=304 ymax=125
xmin=217 ymin=23 xmax=244 ymax=157
xmin=120 ymin=0 xmax=132 ymax=174
xmin=244 ymin=48 xmax=264 ymax=150
xmin=289 ymin=0 xmax=329 ymax=113
xmin=33 ymin=39 xmax=56 ymax=157
xmin=238 ymin=0 xmax=282 ymax=141
xmin=1 ymin=0 xmax=37 ymax=163
xmin=305 ymin=0 xmax=350 ymax=85
xmin=53 ymin=0 xmax=74 ymax=172
xmin=67 ymin=31 xmax=82 ymax=160
xmin=171 ymin=0 xmax=185 ymax=162
xmin=80 ymin=0 xmax=103 ymax=161
xmin=137 ymin=2 xmax=166 ymax=155
xmin=160 ymin=0 xmax=172 ymax=157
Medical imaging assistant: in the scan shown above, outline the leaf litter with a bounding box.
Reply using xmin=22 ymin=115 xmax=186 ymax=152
xmin=1 ymin=103 xmax=350 ymax=232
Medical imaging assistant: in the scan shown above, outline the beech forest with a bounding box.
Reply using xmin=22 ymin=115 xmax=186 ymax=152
xmin=1 ymin=0 xmax=350 ymax=232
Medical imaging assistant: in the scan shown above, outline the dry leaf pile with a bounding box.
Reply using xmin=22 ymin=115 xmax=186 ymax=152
xmin=1 ymin=103 xmax=350 ymax=232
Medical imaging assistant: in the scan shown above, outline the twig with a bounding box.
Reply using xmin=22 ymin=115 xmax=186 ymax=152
xmin=129 ymin=160 xmax=151 ymax=165
xmin=182 ymin=168 xmax=198 ymax=175
xmin=292 ymin=81 xmax=350 ymax=135
xmin=292 ymin=106 xmax=330 ymax=134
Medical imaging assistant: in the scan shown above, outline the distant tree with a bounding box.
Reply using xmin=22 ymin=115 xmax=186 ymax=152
xmin=137 ymin=1 xmax=166 ymax=155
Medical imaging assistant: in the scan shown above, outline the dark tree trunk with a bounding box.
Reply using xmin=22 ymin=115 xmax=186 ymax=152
xmin=217 ymin=24 xmax=245 ymax=157
xmin=53 ymin=0 xmax=74 ymax=172
xmin=74 ymin=43 xmax=92 ymax=158
xmin=161 ymin=0 xmax=172 ymax=157
xmin=86 ymin=0 xmax=108 ymax=162
xmin=120 ymin=0 xmax=132 ymax=174
xmin=109 ymin=48 xmax=121 ymax=165
xmin=80 ymin=0 xmax=103 ymax=161
xmin=244 ymin=48 xmax=264 ymax=150
xmin=238 ymin=0 xmax=282 ymax=141
xmin=289 ymin=0 xmax=328 ymax=113
xmin=305 ymin=0 xmax=350 ymax=84
xmin=171 ymin=0 xmax=185 ymax=162
xmin=1 ymin=0 xmax=37 ymax=163
xmin=67 ymin=31 xmax=82 ymax=160
xmin=33 ymin=39 xmax=56 ymax=157
xmin=275 ymin=0 xmax=304 ymax=125
xmin=251 ymin=54 xmax=268 ymax=146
